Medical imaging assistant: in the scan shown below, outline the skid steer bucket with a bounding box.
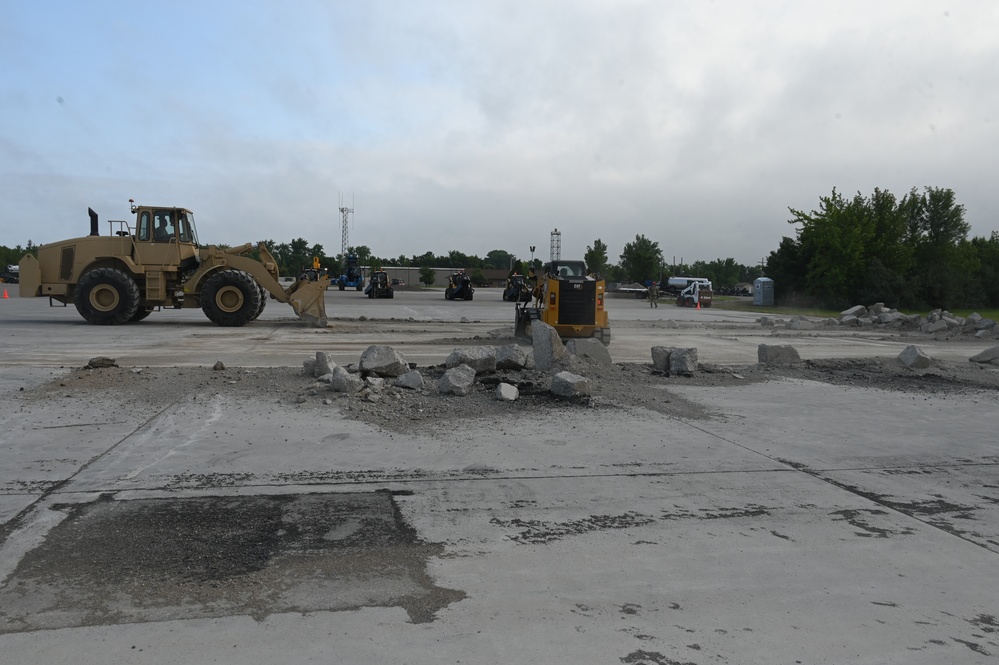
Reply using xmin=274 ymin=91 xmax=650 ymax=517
xmin=287 ymin=276 xmax=331 ymax=327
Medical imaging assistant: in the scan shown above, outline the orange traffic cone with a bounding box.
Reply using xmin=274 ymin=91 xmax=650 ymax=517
xmin=2 ymin=288 xmax=8 ymax=299
xmin=696 ymin=300 xmax=700 ymax=310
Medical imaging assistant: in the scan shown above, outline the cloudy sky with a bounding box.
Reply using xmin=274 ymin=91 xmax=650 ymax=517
xmin=2 ymin=1 xmax=997 ymax=267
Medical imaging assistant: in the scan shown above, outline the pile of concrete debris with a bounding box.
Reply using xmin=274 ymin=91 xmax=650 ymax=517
xmin=759 ymin=303 xmax=997 ymax=338
xmin=301 ymin=321 xmax=609 ymax=403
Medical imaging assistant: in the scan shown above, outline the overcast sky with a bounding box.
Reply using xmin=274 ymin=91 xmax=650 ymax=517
xmin=2 ymin=1 xmax=997 ymax=267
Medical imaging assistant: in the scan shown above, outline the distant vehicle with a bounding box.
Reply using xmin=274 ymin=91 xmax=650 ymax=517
xmin=661 ymin=276 xmax=712 ymax=296
xmin=502 ymin=273 xmax=531 ymax=302
xmin=364 ymin=270 xmax=394 ymax=299
xmin=336 ymin=254 xmax=365 ymax=291
xmin=1 ymin=264 xmax=19 ymax=284
xmin=444 ymin=272 xmax=474 ymax=301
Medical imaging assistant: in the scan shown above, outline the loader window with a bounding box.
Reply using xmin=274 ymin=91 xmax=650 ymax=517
xmin=177 ymin=211 xmax=197 ymax=244
xmin=153 ymin=210 xmax=175 ymax=242
xmin=137 ymin=212 xmax=152 ymax=241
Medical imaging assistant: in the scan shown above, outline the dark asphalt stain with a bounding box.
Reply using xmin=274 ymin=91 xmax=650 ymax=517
xmin=0 ymin=490 xmax=464 ymax=633
xmin=620 ymin=603 xmax=641 ymax=615
xmin=620 ymin=650 xmax=697 ymax=665
xmin=871 ymin=601 xmax=899 ymax=607
xmin=968 ymin=613 xmax=998 ymax=634
xmin=769 ymin=529 xmax=792 ymax=541
xmin=951 ymin=637 xmax=991 ymax=656
xmin=830 ymin=509 xmax=915 ymax=538
xmin=490 ymin=511 xmax=656 ymax=545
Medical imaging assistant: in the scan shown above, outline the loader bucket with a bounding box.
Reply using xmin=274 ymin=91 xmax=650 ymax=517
xmin=287 ymin=276 xmax=330 ymax=327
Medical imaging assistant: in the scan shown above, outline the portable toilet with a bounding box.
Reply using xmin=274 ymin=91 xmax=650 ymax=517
xmin=754 ymin=277 xmax=774 ymax=306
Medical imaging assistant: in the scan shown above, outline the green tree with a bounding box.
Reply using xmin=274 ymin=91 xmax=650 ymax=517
xmin=419 ymin=265 xmax=437 ymax=286
xmin=619 ymin=234 xmax=663 ymax=283
xmin=484 ymin=249 xmax=513 ymax=270
xmin=584 ymin=239 xmax=609 ymax=276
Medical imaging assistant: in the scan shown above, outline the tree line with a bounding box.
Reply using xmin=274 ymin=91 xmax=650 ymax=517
xmin=766 ymin=186 xmax=999 ymax=310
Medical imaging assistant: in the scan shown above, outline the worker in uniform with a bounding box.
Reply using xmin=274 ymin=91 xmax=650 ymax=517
xmin=648 ymin=279 xmax=659 ymax=307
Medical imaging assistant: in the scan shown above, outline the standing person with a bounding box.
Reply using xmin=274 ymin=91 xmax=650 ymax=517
xmin=648 ymin=280 xmax=659 ymax=307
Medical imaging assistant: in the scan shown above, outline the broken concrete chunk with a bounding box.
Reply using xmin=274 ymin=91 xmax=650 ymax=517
xmin=532 ymin=321 xmax=566 ymax=371
xmin=970 ymin=345 xmax=999 ymax=365
xmin=786 ymin=317 xmax=815 ymax=330
xmin=302 ymin=358 xmax=317 ymax=375
xmin=897 ymin=344 xmax=932 ymax=369
xmin=550 ymin=371 xmax=591 ymax=397
xmin=395 ymin=370 xmax=425 ymax=390
xmin=840 ymin=305 xmax=867 ymax=319
xmin=920 ymin=320 xmax=948 ymax=334
xmin=840 ymin=315 xmax=859 ymax=326
xmin=651 ymin=346 xmax=672 ymax=371
xmin=446 ymin=346 xmax=497 ymax=374
xmin=359 ymin=345 xmax=410 ymax=377
xmin=317 ymin=373 xmax=334 ymax=384
xmin=495 ymin=383 xmax=519 ymax=402
xmin=758 ymin=344 xmax=801 ymax=365
xmin=330 ymin=366 xmax=364 ymax=393
xmin=759 ymin=316 xmax=775 ymax=327
xmin=565 ymin=338 xmax=612 ymax=365
xmin=87 ymin=357 xmax=117 ymax=369
xmin=669 ymin=347 xmax=698 ymax=374
xmin=315 ymin=352 xmax=337 ymax=377
xmin=495 ymin=344 xmax=529 ymax=370
xmin=438 ymin=364 xmax=476 ymax=396
xmin=212 ymin=361 xmax=226 ymax=371
xmin=365 ymin=376 xmax=386 ymax=392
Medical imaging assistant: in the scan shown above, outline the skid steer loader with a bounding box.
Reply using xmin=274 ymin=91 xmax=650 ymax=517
xmin=514 ymin=260 xmax=610 ymax=345
xmin=18 ymin=201 xmax=330 ymax=326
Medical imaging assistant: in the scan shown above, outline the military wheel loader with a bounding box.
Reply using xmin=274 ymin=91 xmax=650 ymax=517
xmin=18 ymin=202 xmax=330 ymax=327
xmin=514 ymin=260 xmax=610 ymax=345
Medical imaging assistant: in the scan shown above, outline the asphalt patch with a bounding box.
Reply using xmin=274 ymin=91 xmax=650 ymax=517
xmin=0 ymin=491 xmax=464 ymax=633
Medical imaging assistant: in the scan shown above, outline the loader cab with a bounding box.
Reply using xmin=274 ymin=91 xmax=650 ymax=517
xmin=544 ymin=260 xmax=588 ymax=279
xmin=135 ymin=208 xmax=199 ymax=246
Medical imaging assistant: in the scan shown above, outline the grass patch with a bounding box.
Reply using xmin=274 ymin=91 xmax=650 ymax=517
xmin=710 ymin=297 xmax=839 ymax=318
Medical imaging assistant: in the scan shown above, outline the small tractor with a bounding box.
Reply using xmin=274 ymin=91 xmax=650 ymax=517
xmin=515 ymin=260 xmax=610 ymax=345
xmin=1 ymin=264 xmax=19 ymax=284
xmin=675 ymin=280 xmax=712 ymax=308
xmin=502 ymin=273 xmax=531 ymax=302
xmin=17 ymin=202 xmax=330 ymax=326
xmin=444 ymin=272 xmax=474 ymax=300
xmin=336 ymin=254 xmax=365 ymax=291
xmin=364 ymin=270 xmax=395 ymax=298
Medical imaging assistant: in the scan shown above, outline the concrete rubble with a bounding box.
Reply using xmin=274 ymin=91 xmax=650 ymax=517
xmin=495 ymin=383 xmax=519 ymax=401
xmin=359 ymin=345 xmax=410 ymax=377
xmin=970 ymin=345 xmax=999 ymax=366
xmin=758 ymin=344 xmax=802 ymax=365
xmin=897 ymin=344 xmax=932 ymax=369
xmin=495 ymin=344 xmax=529 ymax=370
xmin=395 ymin=370 xmax=425 ymax=390
xmin=446 ymin=346 xmax=497 ymax=374
xmin=827 ymin=303 xmax=998 ymax=338
xmin=550 ymin=371 xmax=591 ymax=397
xmin=315 ymin=352 xmax=337 ymax=376
xmin=650 ymin=346 xmax=698 ymax=375
xmin=531 ymin=321 xmax=566 ymax=371
xmin=439 ymin=364 xmax=477 ymax=395
xmin=330 ymin=366 xmax=364 ymax=393
xmin=565 ymin=338 xmax=612 ymax=365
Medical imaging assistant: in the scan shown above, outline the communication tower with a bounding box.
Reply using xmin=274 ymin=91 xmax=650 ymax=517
xmin=550 ymin=228 xmax=561 ymax=262
xmin=339 ymin=192 xmax=354 ymax=256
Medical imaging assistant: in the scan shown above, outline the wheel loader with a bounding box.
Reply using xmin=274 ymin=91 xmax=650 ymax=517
xmin=514 ymin=260 xmax=610 ymax=345
xmin=17 ymin=202 xmax=330 ymax=327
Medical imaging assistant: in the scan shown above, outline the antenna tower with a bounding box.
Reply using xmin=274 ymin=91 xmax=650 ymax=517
xmin=338 ymin=192 xmax=354 ymax=256
xmin=550 ymin=228 xmax=561 ymax=262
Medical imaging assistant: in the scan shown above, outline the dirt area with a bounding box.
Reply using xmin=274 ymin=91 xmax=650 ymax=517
xmin=19 ymin=320 xmax=999 ymax=436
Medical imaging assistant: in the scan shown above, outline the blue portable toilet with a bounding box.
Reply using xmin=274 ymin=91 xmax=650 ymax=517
xmin=753 ymin=277 xmax=774 ymax=306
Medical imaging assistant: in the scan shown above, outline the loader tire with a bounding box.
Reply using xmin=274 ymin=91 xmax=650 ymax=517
xmin=201 ymin=269 xmax=261 ymax=327
xmin=130 ymin=307 xmax=154 ymax=322
xmin=250 ymin=283 xmax=267 ymax=321
xmin=75 ymin=268 xmax=140 ymax=325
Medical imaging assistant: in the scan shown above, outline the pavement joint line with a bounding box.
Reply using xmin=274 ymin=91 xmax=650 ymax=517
xmin=667 ymin=416 xmax=999 ymax=555
xmin=0 ymin=400 xmax=182 ymax=548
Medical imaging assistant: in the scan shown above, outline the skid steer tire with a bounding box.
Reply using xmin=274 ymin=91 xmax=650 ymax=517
xmin=201 ymin=269 xmax=261 ymax=327
xmin=75 ymin=268 xmax=141 ymax=325
xmin=685 ymin=297 xmax=694 ymax=307
xmin=338 ymin=283 xmax=345 ymax=291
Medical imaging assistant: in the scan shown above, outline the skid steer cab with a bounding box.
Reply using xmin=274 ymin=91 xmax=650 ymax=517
xmin=364 ymin=270 xmax=395 ymax=298
xmin=17 ymin=201 xmax=330 ymax=327
xmin=502 ymin=273 xmax=531 ymax=302
xmin=444 ymin=271 xmax=474 ymax=300
xmin=515 ymin=260 xmax=610 ymax=345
